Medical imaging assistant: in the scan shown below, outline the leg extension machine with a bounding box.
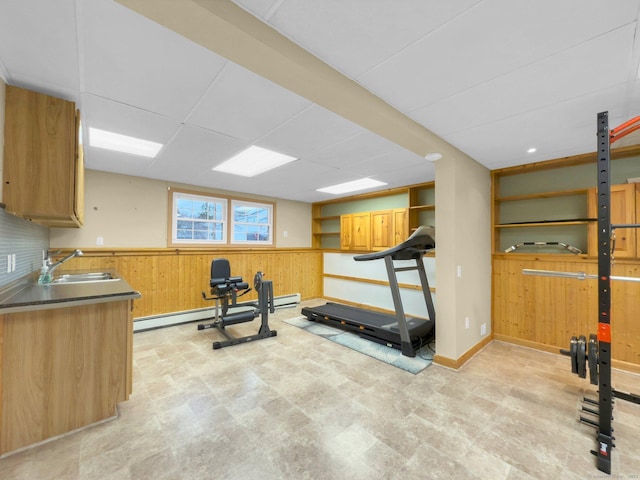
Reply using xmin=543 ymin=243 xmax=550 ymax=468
xmin=198 ymin=259 xmax=277 ymax=349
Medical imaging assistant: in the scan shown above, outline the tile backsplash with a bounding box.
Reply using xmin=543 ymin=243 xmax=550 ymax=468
xmin=0 ymin=206 xmax=49 ymax=288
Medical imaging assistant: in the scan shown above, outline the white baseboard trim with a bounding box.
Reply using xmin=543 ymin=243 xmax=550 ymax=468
xmin=133 ymin=293 xmax=301 ymax=332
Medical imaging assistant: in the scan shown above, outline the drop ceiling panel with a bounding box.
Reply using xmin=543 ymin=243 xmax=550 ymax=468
xmin=411 ymin=24 xmax=636 ymax=137
xmin=304 ymin=131 xmax=402 ymax=168
xmin=254 ymin=158 xmax=346 ymax=187
xmin=80 ymin=94 xmax=180 ymax=146
xmin=83 ymin=146 xmax=156 ymax=178
xmin=446 ymin=85 xmax=630 ymax=169
xmin=262 ymin=0 xmax=482 ymax=78
xmin=186 ymin=62 xmax=311 ymax=141
xmin=2 ymin=1 xmax=640 ymax=204
xmin=344 ymin=149 xmax=432 ymax=178
xmin=80 ymin=0 xmax=226 ymax=119
xmin=258 ymin=105 xmax=366 ymax=159
xmin=358 ymin=0 xmax=640 ymax=113
xmin=147 ymin=124 xmax=248 ymax=180
xmin=0 ymin=0 xmax=79 ymax=96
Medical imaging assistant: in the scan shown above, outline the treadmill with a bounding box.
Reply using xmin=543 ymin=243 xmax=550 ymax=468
xmin=301 ymin=225 xmax=436 ymax=357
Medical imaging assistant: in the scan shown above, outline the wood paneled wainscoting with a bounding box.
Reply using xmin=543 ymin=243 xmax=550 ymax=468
xmin=50 ymin=248 xmax=323 ymax=319
xmin=493 ymin=254 xmax=640 ymax=372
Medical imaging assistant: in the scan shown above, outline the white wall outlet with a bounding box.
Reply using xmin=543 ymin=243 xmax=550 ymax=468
xmin=465 ymin=316 xmax=470 ymax=329
xmin=96 ymin=236 xmax=104 ymax=246
xmin=456 ymin=265 xmax=462 ymax=278
xmin=480 ymin=323 xmax=487 ymax=336
xmin=6 ymin=255 xmax=11 ymax=273
xmin=283 ymin=230 xmax=288 ymax=238
xmin=11 ymin=254 xmax=16 ymax=272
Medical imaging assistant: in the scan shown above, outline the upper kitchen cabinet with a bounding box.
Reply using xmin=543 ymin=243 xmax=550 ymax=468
xmin=3 ymin=85 xmax=84 ymax=227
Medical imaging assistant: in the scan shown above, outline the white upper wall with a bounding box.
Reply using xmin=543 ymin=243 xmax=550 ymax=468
xmin=49 ymin=169 xmax=312 ymax=249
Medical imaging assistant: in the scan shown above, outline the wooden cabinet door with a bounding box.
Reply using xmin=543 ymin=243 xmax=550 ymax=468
xmin=371 ymin=210 xmax=392 ymax=250
xmin=3 ymin=85 xmax=82 ymax=227
xmin=340 ymin=214 xmax=353 ymax=249
xmin=351 ymin=212 xmax=371 ymax=250
xmin=392 ymin=208 xmax=408 ymax=246
xmin=588 ymin=184 xmax=636 ymax=257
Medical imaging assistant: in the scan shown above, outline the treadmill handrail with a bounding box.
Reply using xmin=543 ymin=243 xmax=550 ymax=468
xmin=354 ymin=225 xmax=435 ymax=262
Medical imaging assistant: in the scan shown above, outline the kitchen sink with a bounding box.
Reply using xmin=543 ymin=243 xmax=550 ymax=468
xmin=49 ymin=272 xmax=119 ymax=284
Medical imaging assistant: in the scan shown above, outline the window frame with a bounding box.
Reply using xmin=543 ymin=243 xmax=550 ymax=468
xmin=167 ymin=188 xmax=275 ymax=247
xmin=169 ymin=189 xmax=228 ymax=246
xmin=230 ymin=199 xmax=274 ymax=246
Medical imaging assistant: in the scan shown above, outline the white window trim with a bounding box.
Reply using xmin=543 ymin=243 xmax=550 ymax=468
xmin=171 ymin=191 xmax=227 ymax=245
xmin=230 ymin=199 xmax=274 ymax=245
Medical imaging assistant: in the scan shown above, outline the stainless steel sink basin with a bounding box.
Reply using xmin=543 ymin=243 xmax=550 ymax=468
xmin=50 ymin=272 xmax=119 ymax=284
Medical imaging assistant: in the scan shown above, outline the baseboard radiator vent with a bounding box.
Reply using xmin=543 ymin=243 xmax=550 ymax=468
xmin=133 ymin=293 xmax=301 ymax=332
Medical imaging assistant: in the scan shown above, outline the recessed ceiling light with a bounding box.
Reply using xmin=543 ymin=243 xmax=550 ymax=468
xmin=527 ymin=147 xmax=537 ymax=153
xmin=88 ymin=127 xmax=163 ymax=158
xmin=213 ymin=146 xmax=298 ymax=177
xmin=424 ymin=152 xmax=442 ymax=161
xmin=316 ymin=178 xmax=387 ymax=195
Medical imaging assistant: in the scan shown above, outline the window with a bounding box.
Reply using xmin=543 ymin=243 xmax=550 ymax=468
xmin=171 ymin=191 xmax=226 ymax=244
xmin=169 ymin=189 xmax=274 ymax=246
xmin=231 ymin=200 xmax=273 ymax=245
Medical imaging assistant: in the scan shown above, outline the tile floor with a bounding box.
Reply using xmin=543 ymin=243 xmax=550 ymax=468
xmin=1 ymin=301 xmax=639 ymax=479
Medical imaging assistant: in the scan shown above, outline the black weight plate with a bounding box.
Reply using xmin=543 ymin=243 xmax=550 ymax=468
xmin=254 ymin=271 xmax=263 ymax=291
xmin=588 ymin=334 xmax=598 ymax=386
xmin=577 ymin=335 xmax=587 ymax=379
xmin=569 ymin=336 xmax=578 ymax=374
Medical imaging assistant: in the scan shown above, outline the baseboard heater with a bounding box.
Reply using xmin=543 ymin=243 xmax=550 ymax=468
xmin=133 ymin=293 xmax=301 ymax=332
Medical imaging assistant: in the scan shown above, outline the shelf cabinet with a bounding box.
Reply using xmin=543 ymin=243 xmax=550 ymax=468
xmin=492 ymin=149 xmax=640 ymax=256
xmin=3 ymin=85 xmax=84 ymax=227
xmin=312 ymin=182 xmax=434 ymax=250
xmin=370 ymin=208 xmax=409 ymax=250
xmin=340 ymin=211 xmax=371 ymax=250
xmin=588 ymin=183 xmax=638 ymax=258
xmin=494 ymin=190 xmax=591 ymax=254
xmin=340 ymin=208 xmax=409 ymax=251
xmin=408 ymin=183 xmax=435 ymax=232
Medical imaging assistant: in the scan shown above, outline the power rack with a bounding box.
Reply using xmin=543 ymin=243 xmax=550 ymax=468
xmin=523 ymin=111 xmax=640 ymax=475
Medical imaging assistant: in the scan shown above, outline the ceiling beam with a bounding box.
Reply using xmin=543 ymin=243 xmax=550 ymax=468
xmin=115 ymin=0 xmax=465 ymax=160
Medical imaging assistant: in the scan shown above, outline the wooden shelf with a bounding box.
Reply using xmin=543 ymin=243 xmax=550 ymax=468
xmin=496 ymin=188 xmax=588 ymax=202
xmin=409 ymin=204 xmax=435 ymax=211
xmin=496 ymin=220 xmax=591 ymax=228
xmin=312 ymin=181 xmax=435 ymax=249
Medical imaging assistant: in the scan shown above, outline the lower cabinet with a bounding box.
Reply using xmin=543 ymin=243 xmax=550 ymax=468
xmin=0 ymin=300 xmax=133 ymax=455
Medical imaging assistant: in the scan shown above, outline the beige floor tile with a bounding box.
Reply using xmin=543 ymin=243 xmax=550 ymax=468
xmin=0 ymin=301 xmax=638 ymax=479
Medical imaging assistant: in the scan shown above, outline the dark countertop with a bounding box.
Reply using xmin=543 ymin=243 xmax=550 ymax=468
xmin=0 ymin=269 xmax=141 ymax=314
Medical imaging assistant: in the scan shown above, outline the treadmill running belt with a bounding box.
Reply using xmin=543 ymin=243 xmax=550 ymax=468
xmin=301 ymin=302 xmax=433 ymax=351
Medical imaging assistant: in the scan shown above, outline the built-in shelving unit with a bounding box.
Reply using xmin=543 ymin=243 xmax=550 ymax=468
xmin=312 ymin=181 xmax=435 ymax=250
xmin=491 ymin=144 xmax=640 ymax=374
xmin=492 ymin=147 xmax=640 ymax=256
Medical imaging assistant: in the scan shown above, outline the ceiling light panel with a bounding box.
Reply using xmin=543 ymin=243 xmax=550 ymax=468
xmin=317 ymin=178 xmax=387 ymax=195
xmin=213 ymin=146 xmax=298 ymax=177
xmin=89 ymin=127 xmax=163 ymax=158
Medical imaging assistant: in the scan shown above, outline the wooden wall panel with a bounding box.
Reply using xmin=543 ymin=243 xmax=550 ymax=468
xmin=493 ymin=256 xmax=640 ymax=366
xmin=53 ymin=249 xmax=323 ymax=319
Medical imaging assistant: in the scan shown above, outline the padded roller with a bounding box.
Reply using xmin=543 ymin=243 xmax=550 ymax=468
xmin=221 ymin=310 xmax=256 ymax=326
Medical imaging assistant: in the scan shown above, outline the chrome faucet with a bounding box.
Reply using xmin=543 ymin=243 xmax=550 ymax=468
xmin=39 ymin=249 xmax=83 ymax=283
